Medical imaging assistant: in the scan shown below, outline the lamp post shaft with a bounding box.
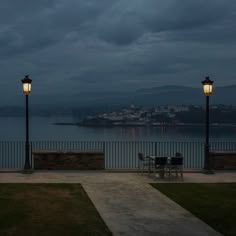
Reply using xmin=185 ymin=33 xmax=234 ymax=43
xmin=24 ymin=94 xmax=31 ymax=169
xmin=204 ymin=95 xmax=210 ymax=170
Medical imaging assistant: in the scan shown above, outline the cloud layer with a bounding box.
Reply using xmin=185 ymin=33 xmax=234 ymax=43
xmin=0 ymin=0 xmax=236 ymax=105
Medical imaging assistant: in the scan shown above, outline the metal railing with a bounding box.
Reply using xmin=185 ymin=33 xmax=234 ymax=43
xmin=0 ymin=141 xmax=25 ymax=169
xmin=0 ymin=141 xmax=236 ymax=170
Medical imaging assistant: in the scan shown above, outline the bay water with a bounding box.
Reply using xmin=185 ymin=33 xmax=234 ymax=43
xmin=1 ymin=116 xmax=236 ymax=141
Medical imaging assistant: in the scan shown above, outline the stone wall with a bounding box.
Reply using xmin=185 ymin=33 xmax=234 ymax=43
xmin=209 ymin=151 xmax=236 ymax=170
xmin=33 ymin=150 xmax=104 ymax=170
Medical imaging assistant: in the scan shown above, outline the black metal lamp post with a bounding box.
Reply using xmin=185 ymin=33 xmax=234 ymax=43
xmin=201 ymin=76 xmax=214 ymax=172
xmin=21 ymin=75 xmax=32 ymax=172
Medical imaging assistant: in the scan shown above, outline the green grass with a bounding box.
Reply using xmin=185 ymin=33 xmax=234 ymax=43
xmin=151 ymin=183 xmax=236 ymax=236
xmin=0 ymin=184 xmax=112 ymax=236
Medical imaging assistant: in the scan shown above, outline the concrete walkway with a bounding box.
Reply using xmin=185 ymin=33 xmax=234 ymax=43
xmin=1 ymin=171 xmax=235 ymax=235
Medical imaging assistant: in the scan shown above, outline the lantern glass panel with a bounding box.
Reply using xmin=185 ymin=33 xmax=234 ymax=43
xmin=203 ymin=84 xmax=212 ymax=96
xmin=22 ymin=83 xmax=31 ymax=95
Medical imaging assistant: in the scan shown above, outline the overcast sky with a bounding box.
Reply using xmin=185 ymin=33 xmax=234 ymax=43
xmin=1 ymin=0 xmax=236 ymax=105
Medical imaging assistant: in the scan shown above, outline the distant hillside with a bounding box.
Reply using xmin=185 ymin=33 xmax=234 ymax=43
xmin=138 ymin=85 xmax=192 ymax=94
xmin=2 ymin=85 xmax=236 ymax=117
xmin=132 ymin=86 xmax=200 ymax=106
xmin=130 ymin=85 xmax=236 ymax=106
xmin=73 ymin=85 xmax=236 ymax=107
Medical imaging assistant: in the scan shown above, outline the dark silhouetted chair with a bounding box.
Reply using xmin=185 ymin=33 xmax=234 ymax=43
xmin=138 ymin=152 xmax=154 ymax=174
xmin=175 ymin=152 xmax=182 ymax=157
xmin=168 ymin=153 xmax=184 ymax=178
xmin=155 ymin=157 xmax=168 ymax=178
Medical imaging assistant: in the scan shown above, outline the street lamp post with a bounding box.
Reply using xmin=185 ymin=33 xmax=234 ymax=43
xmin=21 ymin=75 xmax=32 ymax=172
xmin=201 ymin=76 xmax=214 ymax=173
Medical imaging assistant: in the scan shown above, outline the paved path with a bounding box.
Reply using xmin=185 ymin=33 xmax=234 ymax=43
xmin=1 ymin=171 xmax=234 ymax=235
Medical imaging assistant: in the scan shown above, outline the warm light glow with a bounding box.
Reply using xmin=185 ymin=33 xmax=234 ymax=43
xmin=22 ymin=83 xmax=31 ymax=95
xmin=201 ymin=76 xmax=213 ymax=96
xmin=202 ymin=84 xmax=213 ymax=96
xmin=21 ymin=75 xmax=32 ymax=95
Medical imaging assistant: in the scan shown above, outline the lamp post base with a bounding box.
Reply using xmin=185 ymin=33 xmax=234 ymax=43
xmin=22 ymin=169 xmax=34 ymax=174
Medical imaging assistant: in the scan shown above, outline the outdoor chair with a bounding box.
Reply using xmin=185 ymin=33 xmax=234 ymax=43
xmin=138 ymin=152 xmax=154 ymax=174
xmin=175 ymin=152 xmax=182 ymax=157
xmin=168 ymin=154 xmax=184 ymax=178
xmin=154 ymin=157 xmax=168 ymax=178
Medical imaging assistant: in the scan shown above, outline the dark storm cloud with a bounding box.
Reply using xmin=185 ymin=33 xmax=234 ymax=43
xmin=0 ymin=0 xmax=236 ymax=105
xmin=97 ymin=0 xmax=233 ymax=45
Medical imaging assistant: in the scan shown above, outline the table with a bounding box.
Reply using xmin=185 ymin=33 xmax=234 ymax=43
xmin=149 ymin=156 xmax=168 ymax=178
xmin=149 ymin=156 xmax=177 ymax=178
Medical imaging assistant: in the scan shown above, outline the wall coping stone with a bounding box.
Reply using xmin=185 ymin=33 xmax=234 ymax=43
xmin=209 ymin=151 xmax=236 ymax=155
xmin=33 ymin=150 xmax=104 ymax=155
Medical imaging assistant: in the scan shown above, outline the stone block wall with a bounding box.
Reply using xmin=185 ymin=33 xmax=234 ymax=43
xmin=209 ymin=151 xmax=236 ymax=170
xmin=33 ymin=150 xmax=104 ymax=170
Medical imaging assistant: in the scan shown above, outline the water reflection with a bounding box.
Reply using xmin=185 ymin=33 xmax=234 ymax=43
xmin=0 ymin=117 xmax=236 ymax=141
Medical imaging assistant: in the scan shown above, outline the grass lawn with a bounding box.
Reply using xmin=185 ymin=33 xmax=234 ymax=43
xmin=151 ymin=183 xmax=236 ymax=236
xmin=0 ymin=184 xmax=112 ymax=236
